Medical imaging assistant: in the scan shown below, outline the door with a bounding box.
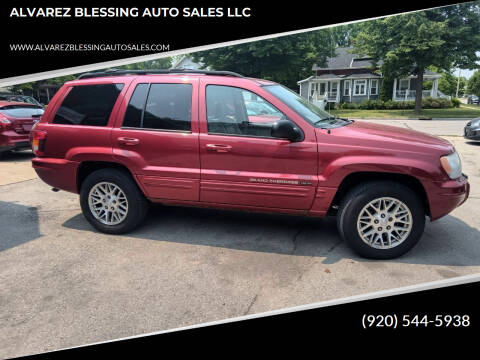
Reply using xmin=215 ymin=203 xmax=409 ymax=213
xmin=198 ymin=82 xmax=318 ymax=210
xmin=112 ymin=78 xmax=200 ymax=201
xmin=319 ymin=82 xmax=327 ymax=96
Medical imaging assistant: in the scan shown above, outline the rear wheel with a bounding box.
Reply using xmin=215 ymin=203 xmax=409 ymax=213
xmin=80 ymin=168 xmax=149 ymax=234
xmin=336 ymin=181 xmax=425 ymax=259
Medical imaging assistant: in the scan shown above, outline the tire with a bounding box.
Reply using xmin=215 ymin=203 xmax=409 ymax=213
xmin=336 ymin=181 xmax=425 ymax=259
xmin=80 ymin=168 xmax=149 ymax=234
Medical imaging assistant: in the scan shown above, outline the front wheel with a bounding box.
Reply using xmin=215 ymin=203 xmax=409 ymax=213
xmin=336 ymin=181 xmax=426 ymax=259
xmin=80 ymin=168 xmax=149 ymax=234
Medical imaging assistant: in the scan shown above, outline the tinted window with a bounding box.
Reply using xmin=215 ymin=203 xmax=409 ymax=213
xmin=143 ymin=84 xmax=192 ymax=131
xmin=122 ymin=83 xmax=192 ymax=131
xmin=53 ymin=84 xmax=124 ymax=126
xmin=206 ymin=85 xmax=285 ymax=137
xmin=0 ymin=105 xmax=44 ymax=118
xmin=122 ymin=84 xmax=149 ymax=128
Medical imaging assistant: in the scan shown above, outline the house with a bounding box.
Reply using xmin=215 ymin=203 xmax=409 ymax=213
xmin=170 ymin=55 xmax=210 ymax=70
xmin=298 ymin=47 xmax=449 ymax=105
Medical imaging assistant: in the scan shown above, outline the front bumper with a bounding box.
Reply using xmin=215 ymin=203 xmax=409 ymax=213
xmin=427 ymin=174 xmax=470 ymax=221
xmin=464 ymin=126 xmax=480 ymax=140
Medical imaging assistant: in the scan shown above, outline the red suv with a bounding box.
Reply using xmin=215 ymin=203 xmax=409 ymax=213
xmin=0 ymin=101 xmax=43 ymax=156
xmin=30 ymin=69 xmax=470 ymax=259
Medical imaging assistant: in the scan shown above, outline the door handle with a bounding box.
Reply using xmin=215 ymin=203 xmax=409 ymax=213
xmin=118 ymin=137 xmax=140 ymax=146
xmin=206 ymin=144 xmax=232 ymax=153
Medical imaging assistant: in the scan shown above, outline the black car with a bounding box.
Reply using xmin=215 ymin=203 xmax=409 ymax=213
xmin=464 ymin=117 xmax=480 ymax=140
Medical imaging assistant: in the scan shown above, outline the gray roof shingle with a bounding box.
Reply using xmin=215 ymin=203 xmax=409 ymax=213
xmin=313 ymin=47 xmax=382 ymax=70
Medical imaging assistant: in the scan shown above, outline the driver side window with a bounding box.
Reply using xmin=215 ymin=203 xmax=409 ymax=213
xmin=206 ymin=85 xmax=287 ymax=138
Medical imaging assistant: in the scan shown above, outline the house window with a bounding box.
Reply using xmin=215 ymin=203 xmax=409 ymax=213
xmin=353 ymin=80 xmax=367 ymax=96
xmin=344 ymin=80 xmax=351 ymax=96
xmin=399 ymin=79 xmax=409 ymax=91
xmin=370 ymin=79 xmax=379 ymax=95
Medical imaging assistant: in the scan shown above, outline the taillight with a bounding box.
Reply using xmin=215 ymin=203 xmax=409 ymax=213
xmin=0 ymin=117 xmax=12 ymax=130
xmin=30 ymin=129 xmax=47 ymax=156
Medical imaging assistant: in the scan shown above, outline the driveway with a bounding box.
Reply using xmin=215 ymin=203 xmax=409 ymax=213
xmin=0 ymin=121 xmax=479 ymax=358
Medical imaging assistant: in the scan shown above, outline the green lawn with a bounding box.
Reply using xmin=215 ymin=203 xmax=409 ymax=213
xmin=330 ymin=104 xmax=480 ymax=119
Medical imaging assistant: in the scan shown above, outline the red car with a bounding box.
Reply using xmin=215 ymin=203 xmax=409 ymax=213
xmin=30 ymin=70 xmax=470 ymax=259
xmin=0 ymin=101 xmax=43 ymax=156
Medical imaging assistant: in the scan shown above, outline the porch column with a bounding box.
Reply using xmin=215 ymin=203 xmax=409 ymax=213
xmin=307 ymin=82 xmax=311 ymax=101
xmin=432 ymin=79 xmax=438 ymax=97
xmin=393 ymin=78 xmax=397 ymax=100
xmin=350 ymin=80 xmax=352 ymax=102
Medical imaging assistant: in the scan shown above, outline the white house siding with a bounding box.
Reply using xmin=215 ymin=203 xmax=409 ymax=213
xmin=299 ymin=82 xmax=310 ymax=98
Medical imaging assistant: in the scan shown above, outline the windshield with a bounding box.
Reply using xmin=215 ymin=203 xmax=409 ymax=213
xmin=0 ymin=105 xmax=44 ymax=118
xmin=263 ymin=84 xmax=352 ymax=129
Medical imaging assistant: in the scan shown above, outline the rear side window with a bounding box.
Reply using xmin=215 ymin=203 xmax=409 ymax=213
xmin=122 ymin=83 xmax=192 ymax=131
xmin=0 ymin=105 xmax=44 ymax=118
xmin=53 ymin=83 xmax=124 ymax=126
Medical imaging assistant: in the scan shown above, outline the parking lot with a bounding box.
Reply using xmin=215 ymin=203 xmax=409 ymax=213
xmin=1 ymin=119 xmax=479 ymax=358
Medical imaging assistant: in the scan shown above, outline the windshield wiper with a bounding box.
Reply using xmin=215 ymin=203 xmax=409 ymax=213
xmin=314 ymin=116 xmax=337 ymax=125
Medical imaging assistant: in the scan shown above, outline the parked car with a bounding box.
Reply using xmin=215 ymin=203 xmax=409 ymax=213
xmin=0 ymin=95 xmax=44 ymax=108
xmin=464 ymin=118 xmax=480 ymax=141
xmin=0 ymin=101 xmax=44 ymax=156
xmin=30 ymin=69 xmax=470 ymax=259
xmin=467 ymin=95 xmax=479 ymax=105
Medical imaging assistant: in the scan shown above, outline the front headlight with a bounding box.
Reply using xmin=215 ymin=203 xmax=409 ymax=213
xmin=440 ymin=151 xmax=462 ymax=179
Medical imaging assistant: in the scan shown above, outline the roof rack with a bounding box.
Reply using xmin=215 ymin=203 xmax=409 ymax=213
xmin=77 ymin=68 xmax=245 ymax=80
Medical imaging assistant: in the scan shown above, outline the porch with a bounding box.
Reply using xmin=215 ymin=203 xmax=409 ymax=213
xmin=302 ymin=75 xmax=381 ymax=105
xmin=392 ymin=73 xmax=449 ymax=101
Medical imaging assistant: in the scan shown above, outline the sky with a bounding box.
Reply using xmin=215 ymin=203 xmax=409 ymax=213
xmin=457 ymin=51 xmax=480 ymax=80
xmin=457 ymin=68 xmax=475 ymax=80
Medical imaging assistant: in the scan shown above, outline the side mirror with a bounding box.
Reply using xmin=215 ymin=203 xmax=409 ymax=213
xmin=271 ymin=120 xmax=303 ymax=142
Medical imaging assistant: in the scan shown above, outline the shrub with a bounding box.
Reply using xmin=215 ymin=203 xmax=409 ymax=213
xmin=422 ymin=97 xmax=453 ymax=108
xmin=337 ymin=97 xmax=454 ymax=110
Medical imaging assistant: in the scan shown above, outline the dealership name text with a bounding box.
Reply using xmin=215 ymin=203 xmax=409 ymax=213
xmin=9 ymin=7 xmax=251 ymax=18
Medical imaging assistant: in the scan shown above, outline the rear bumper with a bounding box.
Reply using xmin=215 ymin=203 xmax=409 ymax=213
xmin=0 ymin=132 xmax=31 ymax=152
xmin=427 ymin=174 xmax=470 ymax=221
xmin=32 ymin=157 xmax=79 ymax=193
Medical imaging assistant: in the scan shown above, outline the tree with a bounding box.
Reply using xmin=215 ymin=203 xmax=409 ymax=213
xmin=191 ymin=31 xmax=335 ymax=90
xmin=329 ymin=23 xmax=362 ymax=47
xmin=9 ymin=58 xmax=173 ymax=101
xmin=437 ymin=72 xmax=467 ymax=97
xmin=10 ymin=74 xmax=77 ymax=100
xmin=114 ymin=58 xmax=172 ymax=70
xmin=467 ymin=70 xmax=480 ymax=98
xmin=352 ymin=2 xmax=480 ymax=111
xmin=424 ymin=67 xmax=467 ymax=97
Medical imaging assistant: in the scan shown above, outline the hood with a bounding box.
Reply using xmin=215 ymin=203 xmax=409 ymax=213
xmin=467 ymin=117 xmax=480 ymax=127
xmin=327 ymin=120 xmax=454 ymax=154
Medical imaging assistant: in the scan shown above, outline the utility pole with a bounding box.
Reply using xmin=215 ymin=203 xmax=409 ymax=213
xmin=456 ymin=69 xmax=461 ymax=98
